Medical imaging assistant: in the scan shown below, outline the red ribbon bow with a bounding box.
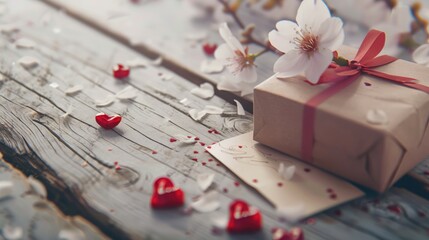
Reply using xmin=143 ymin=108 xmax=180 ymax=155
xmin=301 ymin=30 xmax=429 ymax=162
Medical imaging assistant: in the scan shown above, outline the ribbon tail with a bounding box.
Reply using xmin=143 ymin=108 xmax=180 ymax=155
xmin=402 ymin=82 xmax=429 ymax=94
xmin=301 ymin=74 xmax=360 ymax=162
xmin=364 ymin=69 xmax=415 ymax=83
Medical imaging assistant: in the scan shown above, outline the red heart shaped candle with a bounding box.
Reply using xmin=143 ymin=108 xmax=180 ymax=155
xmin=151 ymin=177 xmax=184 ymax=209
xmin=227 ymin=200 xmax=262 ymax=233
xmin=95 ymin=113 xmax=122 ymax=129
xmin=272 ymin=227 xmax=304 ymax=240
xmin=202 ymin=43 xmax=217 ymax=56
xmin=113 ymin=64 xmax=130 ymax=79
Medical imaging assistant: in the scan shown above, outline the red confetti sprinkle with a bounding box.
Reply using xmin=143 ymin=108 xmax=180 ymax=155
xmin=227 ymin=200 xmax=262 ymax=233
xmin=252 ymin=179 xmax=258 ymax=183
xmin=95 ymin=113 xmax=122 ymax=129
xmin=223 ymin=188 xmax=228 ymax=193
xmin=193 ymin=151 xmax=199 ymax=154
xmin=326 ymin=188 xmax=334 ymax=193
xmin=202 ymin=162 xmax=207 ymax=166
xmin=191 ymin=158 xmax=198 ymax=162
xmin=114 ymin=161 xmax=118 ymax=165
xmin=330 ymin=194 xmax=337 ymax=200
xmin=199 ymin=142 xmax=206 ymax=146
xmin=364 ymin=82 xmax=372 ymax=86
xmin=424 ymin=171 xmax=429 ymax=176
xmin=187 ymin=136 xmax=192 ymax=139
xmin=112 ymin=64 xmax=130 ymax=79
xmin=108 ymin=148 xmax=112 ymax=151
xmin=150 ymin=177 xmax=184 ymax=209
xmin=238 ymin=145 xmax=243 ymax=148
xmin=334 ymin=209 xmax=342 ymax=217
xmin=207 ymin=146 xmax=212 ymax=149
xmin=203 ymin=43 xmax=218 ymax=56
xmin=216 ymin=163 xmax=221 ymax=166
xmin=194 ymin=137 xmax=200 ymax=141
xmin=306 ymin=218 xmax=316 ymax=225
xmin=208 ymin=158 xmax=214 ymax=162
xmin=277 ymin=182 xmax=283 ymax=187
xmin=208 ymin=128 xmax=220 ymax=134
xmin=169 ymin=138 xmax=177 ymax=143
xmin=387 ymin=204 xmax=402 ymax=215
xmin=418 ymin=211 xmax=426 ymax=218
xmin=152 ymin=150 xmax=157 ymax=154
xmin=304 ymin=168 xmax=311 ymax=172
xmin=234 ymin=181 xmax=240 ymax=187
xmin=115 ymin=165 xmax=121 ymax=171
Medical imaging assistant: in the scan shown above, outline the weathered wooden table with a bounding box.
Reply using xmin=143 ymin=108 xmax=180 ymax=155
xmin=0 ymin=0 xmax=429 ymax=239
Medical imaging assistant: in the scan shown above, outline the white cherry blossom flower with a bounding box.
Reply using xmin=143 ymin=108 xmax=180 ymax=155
xmin=268 ymin=0 xmax=344 ymax=83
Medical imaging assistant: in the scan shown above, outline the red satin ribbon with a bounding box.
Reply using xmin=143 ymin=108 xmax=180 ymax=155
xmin=301 ymin=29 xmax=429 ymax=162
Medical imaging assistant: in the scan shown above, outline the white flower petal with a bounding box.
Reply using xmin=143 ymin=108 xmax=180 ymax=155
xmin=212 ymin=215 xmax=228 ymax=229
xmin=318 ymin=17 xmax=345 ymax=50
xmin=214 ymin=43 xmax=234 ymax=62
xmin=60 ymin=105 xmax=74 ymax=119
xmin=204 ymin=105 xmax=224 ymax=115
xmin=268 ymin=29 xmax=295 ymax=53
xmin=18 ymin=56 xmax=39 ymax=68
xmin=273 ymin=50 xmax=308 ymax=77
xmin=276 ymin=203 xmax=305 ymax=222
xmin=234 ymin=100 xmax=245 ymax=116
xmin=115 ymin=86 xmax=138 ymax=100
xmin=304 ymin=48 xmax=332 ymax=84
xmin=236 ymin=66 xmax=257 ymax=83
xmin=389 ymin=4 xmax=413 ymax=33
xmin=3 ymin=224 xmax=23 ymax=240
xmin=28 ymin=176 xmax=47 ymax=198
xmin=196 ymin=173 xmax=215 ymax=191
xmin=296 ymin=0 xmax=331 ymax=32
xmin=189 ymin=109 xmax=206 ymax=121
xmin=191 ymin=83 xmax=215 ymax=99
xmin=0 ymin=24 xmax=19 ymax=34
xmin=175 ymin=134 xmax=197 ymax=144
xmin=95 ymin=95 xmax=116 ymax=107
xmin=200 ymin=59 xmax=224 ymax=74
xmin=151 ymin=57 xmax=163 ymax=66
xmin=217 ymin=77 xmax=242 ymax=92
xmin=58 ymin=227 xmax=85 ymax=240
xmin=219 ymin=22 xmax=244 ymax=53
xmin=65 ymin=85 xmax=83 ymax=96
xmin=412 ymin=44 xmax=429 ymax=65
xmin=366 ymin=109 xmax=388 ymax=125
xmin=179 ymin=98 xmax=190 ymax=106
xmin=14 ymin=38 xmax=36 ymax=49
xmin=191 ymin=191 xmax=220 ymax=213
xmin=0 ymin=181 xmax=13 ymax=199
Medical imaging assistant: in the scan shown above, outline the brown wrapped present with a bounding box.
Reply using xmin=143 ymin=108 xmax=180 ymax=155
xmin=254 ymin=32 xmax=429 ymax=192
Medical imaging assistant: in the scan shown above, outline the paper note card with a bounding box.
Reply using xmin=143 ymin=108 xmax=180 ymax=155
xmin=207 ymin=132 xmax=364 ymax=221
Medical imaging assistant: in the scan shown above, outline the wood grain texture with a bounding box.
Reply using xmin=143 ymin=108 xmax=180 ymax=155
xmin=0 ymin=0 xmax=428 ymax=239
xmin=40 ymin=0 xmax=429 ymax=189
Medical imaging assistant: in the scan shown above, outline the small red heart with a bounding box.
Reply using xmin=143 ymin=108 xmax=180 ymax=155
xmin=95 ymin=113 xmax=122 ymax=129
xmin=202 ymin=43 xmax=217 ymax=56
xmin=272 ymin=227 xmax=304 ymax=240
xmin=112 ymin=64 xmax=130 ymax=79
xmin=227 ymin=200 xmax=262 ymax=233
xmin=151 ymin=177 xmax=184 ymax=209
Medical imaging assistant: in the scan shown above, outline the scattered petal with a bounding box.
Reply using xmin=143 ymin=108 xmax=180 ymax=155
xmin=126 ymin=58 xmax=147 ymax=68
xmin=196 ymin=173 xmax=215 ymax=191
xmin=278 ymin=163 xmax=296 ymax=180
xmin=276 ymin=204 xmax=305 ymax=223
xmin=366 ymin=109 xmax=388 ymax=125
xmin=151 ymin=57 xmax=163 ymax=66
xmin=191 ymin=191 xmax=220 ymax=212
xmin=212 ymin=215 xmax=228 ymax=230
xmin=191 ymin=83 xmax=215 ymax=99
xmin=234 ymin=100 xmax=245 ymax=115
xmin=200 ymin=59 xmax=224 ymax=74
xmin=28 ymin=176 xmax=47 ymax=198
xmin=160 ymin=73 xmax=174 ymax=80
xmin=0 ymin=24 xmax=19 ymax=34
xmin=49 ymin=82 xmax=59 ymax=88
xmin=175 ymin=134 xmax=197 ymax=144
xmin=65 ymin=85 xmax=83 ymax=95
xmin=95 ymin=95 xmax=116 ymax=107
xmin=180 ymin=98 xmax=190 ymax=106
xmin=58 ymin=227 xmax=85 ymax=240
xmin=115 ymin=86 xmax=138 ymax=100
xmin=60 ymin=105 xmax=74 ymax=119
xmin=14 ymin=38 xmax=36 ymax=49
xmin=189 ymin=109 xmax=206 ymax=121
xmin=0 ymin=181 xmax=13 ymax=199
xmin=18 ymin=56 xmax=39 ymax=68
xmin=3 ymin=224 xmax=23 ymax=240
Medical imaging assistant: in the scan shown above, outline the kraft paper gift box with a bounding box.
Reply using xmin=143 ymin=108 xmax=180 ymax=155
xmin=253 ymin=43 xmax=429 ymax=192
